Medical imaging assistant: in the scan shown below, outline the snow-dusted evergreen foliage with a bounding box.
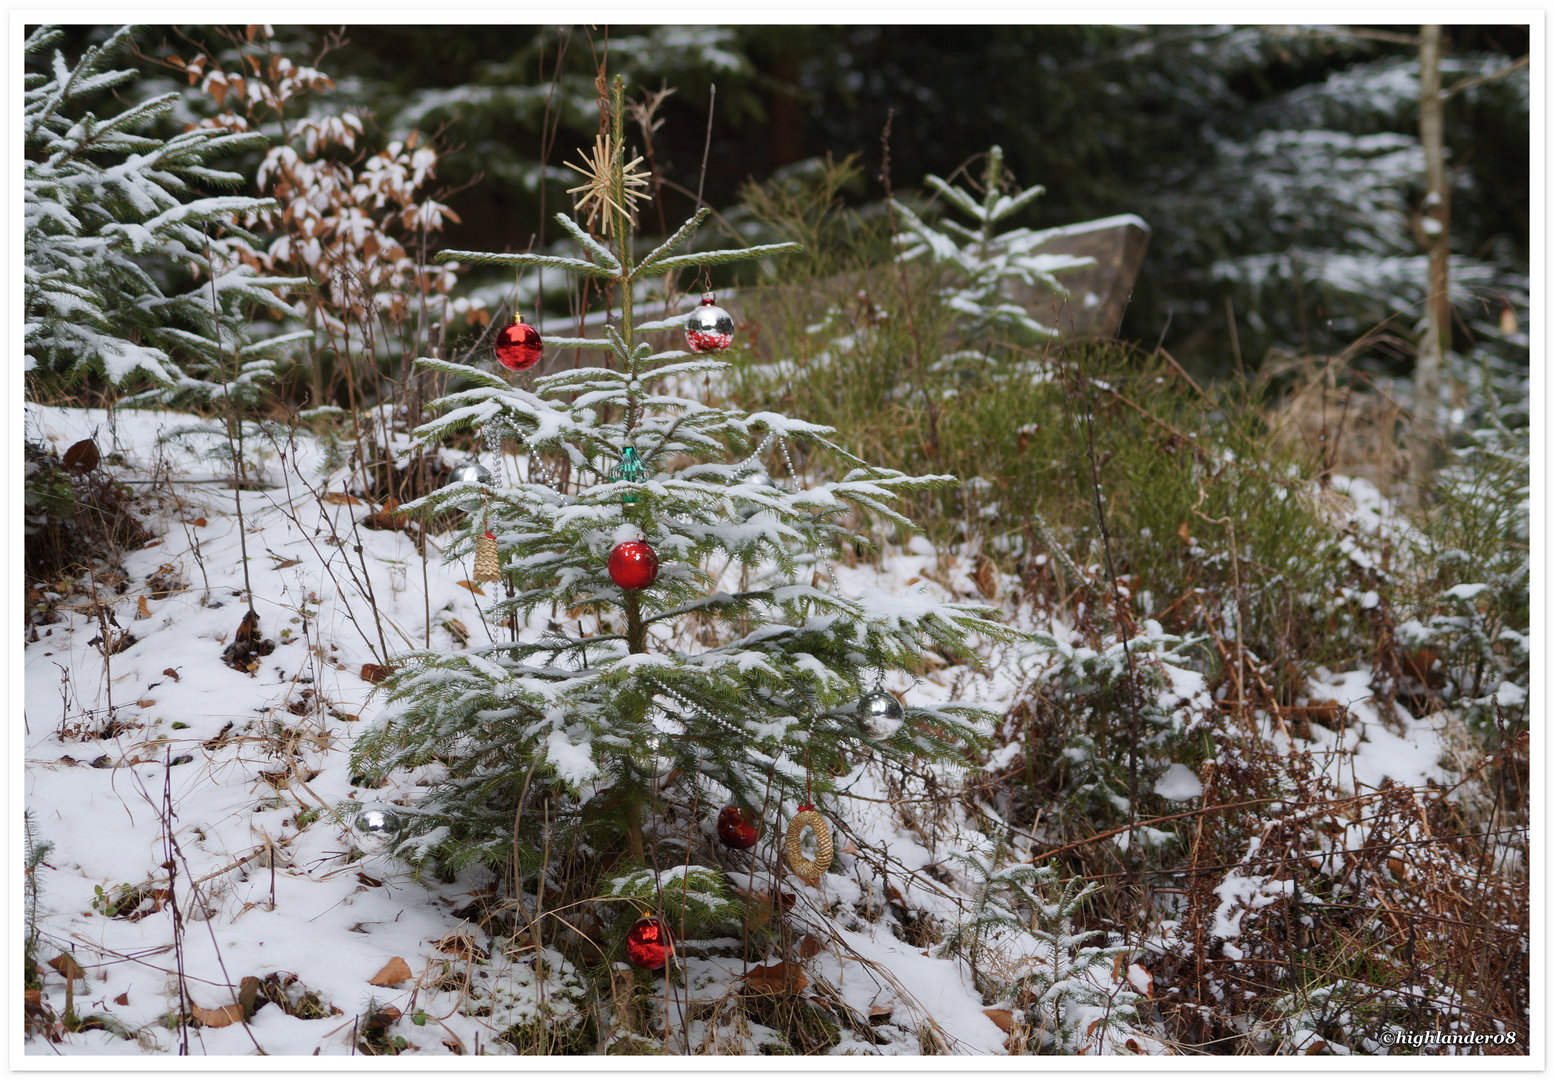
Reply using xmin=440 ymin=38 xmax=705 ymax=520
xmin=892 ymin=145 xmax=1094 ymax=343
xmin=23 ymin=26 xmax=304 ymax=397
xmin=352 ymin=97 xmax=1013 ymax=882
xmin=939 ymin=841 xmax=1140 ymax=1053
xmin=1397 ymin=392 xmax=1528 ymax=735
xmin=1141 ymin=29 xmax=1530 ymax=346
xmin=1026 ymin=618 xmax=1209 ymax=829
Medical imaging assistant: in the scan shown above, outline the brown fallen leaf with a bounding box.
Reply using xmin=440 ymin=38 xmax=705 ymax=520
xmin=190 ymin=517 xmax=207 ymax=528
xmin=137 ymin=699 xmax=156 ymax=708
xmin=360 ymin=663 xmax=395 ymax=685
xmin=320 ymin=492 xmax=363 ymax=506
xmin=362 ymin=497 xmax=410 ymax=531
xmin=1177 ymin=520 xmax=1192 ymax=545
xmin=869 ymin=1002 xmax=894 ymax=1025
xmin=48 ymin=953 xmax=86 ymax=981
xmin=163 ymin=667 xmax=181 ymax=682
xmin=25 ymin=989 xmax=43 ymax=1006
xmin=368 ymin=957 xmax=413 ymax=987
xmin=113 ymin=992 xmax=130 ymax=1006
xmin=235 ymin=609 xmax=261 ymax=644
xmin=239 ymin=976 xmax=262 ymax=1020
xmin=1402 ymin=648 xmax=1446 ymax=689
xmin=433 ymin=933 xmax=487 ymax=960
xmin=136 ymin=595 xmax=151 ymax=619
xmin=63 ymin=438 xmax=100 ymax=473
xmin=798 ymin=934 xmax=823 ymax=960
xmin=742 ymin=960 xmax=808 ymax=997
xmin=271 ymin=557 xmax=302 ymax=569
xmin=191 ymin=1002 xmax=244 ymax=1028
xmin=984 ymin=1008 xmax=1014 ymax=1033
xmin=455 ymin=580 xmax=486 ymax=596
xmin=973 ymin=554 xmax=998 ymax=599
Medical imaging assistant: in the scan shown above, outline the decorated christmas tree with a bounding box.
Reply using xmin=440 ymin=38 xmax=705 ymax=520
xmin=350 ymin=79 xmax=1012 ymax=970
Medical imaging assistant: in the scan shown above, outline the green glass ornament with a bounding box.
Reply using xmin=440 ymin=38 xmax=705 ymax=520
xmin=611 ymin=446 xmax=644 ymax=505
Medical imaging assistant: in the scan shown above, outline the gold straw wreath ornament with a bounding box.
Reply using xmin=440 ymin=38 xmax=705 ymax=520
xmin=784 ymin=805 xmax=833 ymax=882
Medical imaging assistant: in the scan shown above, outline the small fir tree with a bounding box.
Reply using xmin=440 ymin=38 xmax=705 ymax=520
xmin=23 ymin=25 xmax=304 ymax=401
xmin=891 ymin=145 xmax=1096 ymax=345
xmin=352 ymin=81 xmax=1012 ymax=926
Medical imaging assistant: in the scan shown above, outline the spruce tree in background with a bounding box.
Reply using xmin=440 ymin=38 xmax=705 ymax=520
xmin=352 ymin=81 xmax=1011 ymax=943
xmin=23 ymin=25 xmax=304 ymax=401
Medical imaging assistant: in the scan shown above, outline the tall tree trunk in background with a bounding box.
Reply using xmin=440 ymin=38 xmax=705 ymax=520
xmin=1413 ymin=24 xmax=1449 ymax=494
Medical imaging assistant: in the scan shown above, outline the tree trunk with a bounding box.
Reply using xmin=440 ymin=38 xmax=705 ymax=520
xmin=1413 ymin=24 xmax=1449 ymax=493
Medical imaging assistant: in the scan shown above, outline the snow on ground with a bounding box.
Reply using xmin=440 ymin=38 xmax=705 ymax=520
xmin=20 ymin=404 xmax=1039 ymax=1058
xmin=21 ymin=406 xmax=1444 ymax=1057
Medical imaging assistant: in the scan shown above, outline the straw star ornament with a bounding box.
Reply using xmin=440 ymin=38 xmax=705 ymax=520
xmin=565 ymin=133 xmax=650 ymax=237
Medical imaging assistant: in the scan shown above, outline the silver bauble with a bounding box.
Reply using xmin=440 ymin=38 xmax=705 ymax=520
xmin=858 ymin=690 xmax=905 ymax=740
xmin=351 ymin=804 xmax=404 ymax=855
xmin=684 ymin=293 xmax=735 ymax=354
xmin=445 ymin=461 xmax=494 ymax=489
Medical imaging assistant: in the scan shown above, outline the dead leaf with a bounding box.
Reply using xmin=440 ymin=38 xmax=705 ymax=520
xmin=235 ymin=609 xmax=261 ymax=644
xmin=271 ymin=557 xmax=302 ymax=569
xmin=455 ymin=580 xmax=486 ymax=596
xmin=742 ymin=960 xmax=808 ymax=997
xmin=1177 ymin=520 xmax=1192 ymax=545
xmin=798 ymin=934 xmax=823 ymax=960
xmin=162 ymin=668 xmax=181 ymax=682
xmin=25 ymin=990 xmax=42 ymax=1006
xmin=869 ymin=1002 xmax=894 ymax=1024
xmin=137 ymin=699 xmax=156 ymax=709
xmin=444 ymin=619 xmax=469 ymax=646
xmin=47 ymin=953 xmax=86 ymax=981
xmin=113 ymin=992 xmax=129 ymax=1006
xmin=190 ymin=517 xmax=208 ymax=528
xmin=984 ymin=1008 xmax=1014 ymax=1033
xmin=1304 ymin=1040 xmax=1329 ymax=1055
xmin=191 ymin=1002 xmax=244 ymax=1028
xmin=320 ymin=492 xmax=363 ymax=506
xmin=368 ymin=957 xmax=413 ymax=987
xmin=62 ymin=439 xmax=100 ymax=473
xmin=1402 ymin=649 xmax=1446 ymax=688
xmin=362 ymin=498 xmax=410 ymax=531
xmin=239 ymin=976 xmax=262 ymax=1019
xmin=433 ymin=933 xmax=487 ymax=960
xmin=136 ymin=595 xmax=151 ymax=619
xmin=973 ymin=555 xmax=999 ymax=599
xmin=360 ymin=663 xmax=395 ymax=685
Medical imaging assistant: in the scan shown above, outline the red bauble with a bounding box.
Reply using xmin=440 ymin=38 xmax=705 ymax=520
xmin=717 ymin=804 xmax=760 ymax=850
xmin=625 ymin=915 xmax=673 ymax=971
xmin=607 ymin=540 xmax=658 ymax=591
xmin=494 ymin=320 xmax=543 ymax=371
